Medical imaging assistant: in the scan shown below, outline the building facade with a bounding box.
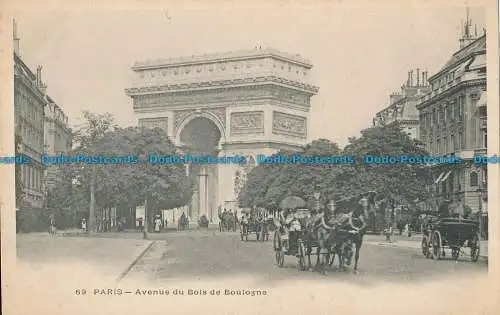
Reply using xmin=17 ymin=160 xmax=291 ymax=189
xmin=416 ymin=17 xmax=487 ymax=214
xmin=126 ymin=48 xmax=319 ymax=222
xmin=14 ymin=20 xmax=72 ymax=209
xmin=44 ymin=100 xmax=72 ymax=190
xmin=373 ymin=68 xmax=431 ymax=139
xmin=14 ymin=24 xmax=46 ymax=208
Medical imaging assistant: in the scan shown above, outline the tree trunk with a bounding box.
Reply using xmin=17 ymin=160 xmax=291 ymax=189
xmin=88 ymin=164 xmax=96 ymax=234
xmin=143 ymin=196 xmax=149 ymax=239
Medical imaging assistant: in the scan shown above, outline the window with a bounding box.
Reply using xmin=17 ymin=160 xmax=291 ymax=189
xmin=483 ymin=134 xmax=487 ymax=148
xmin=470 ymin=172 xmax=479 ymax=187
xmin=452 ymin=134 xmax=458 ymax=150
xmin=458 ymin=96 xmax=465 ymax=120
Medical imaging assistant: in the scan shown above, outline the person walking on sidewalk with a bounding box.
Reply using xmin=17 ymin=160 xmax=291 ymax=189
xmin=81 ymin=218 xmax=87 ymax=233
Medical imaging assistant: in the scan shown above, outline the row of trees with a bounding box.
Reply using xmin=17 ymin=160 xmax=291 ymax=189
xmin=47 ymin=111 xmax=193 ymax=236
xmin=238 ymin=123 xmax=434 ymax=227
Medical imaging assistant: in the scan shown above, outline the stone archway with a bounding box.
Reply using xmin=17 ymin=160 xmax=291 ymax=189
xmin=177 ymin=116 xmax=222 ymax=223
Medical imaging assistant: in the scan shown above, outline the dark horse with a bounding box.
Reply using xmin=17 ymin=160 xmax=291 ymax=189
xmin=178 ymin=214 xmax=189 ymax=231
xmin=328 ymin=193 xmax=374 ymax=273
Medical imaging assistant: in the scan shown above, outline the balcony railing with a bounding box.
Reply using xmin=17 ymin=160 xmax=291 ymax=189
xmin=420 ymin=72 xmax=487 ymax=103
xmin=479 ymin=117 xmax=487 ymax=130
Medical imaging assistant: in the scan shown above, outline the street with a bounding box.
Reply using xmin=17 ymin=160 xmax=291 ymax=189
xmin=13 ymin=229 xmax=494 ymax=315
xmin=124 ymin=228 xmax=487 ymax=284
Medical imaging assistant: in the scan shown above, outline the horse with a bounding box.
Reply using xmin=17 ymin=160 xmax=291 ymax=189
xmin=178 ymin=215 xmax=189 ymax=231
xmin=48 ymin=217 xmax=56 ymax=236
xmin=332 ymin=194 xmax=373 ymax=274
xmin=220 ymin=212 xmax=235 ymax=232
xmin=303 ymin=214 xmax=323 ymax=271
xmin=48 ymin=224 xmax=56 ymax=236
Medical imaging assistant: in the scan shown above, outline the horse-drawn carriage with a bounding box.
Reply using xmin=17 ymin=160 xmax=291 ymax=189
xmin=273 ymin=194 xmax=371 ymax=273
xmin=219 ymin=211 xmax=237 ymax=232
xmin=240 ymin=208 xmax=271 ymax=241
xmin=421 ymin=213 xmax=481 ymax=262
xmin=178 ymin=214 xmax=189 ymax=231
xmin=273 ymin=208 xmax=310 ymax=270
xmin=198 ymin=214 xmax=209 ymax=229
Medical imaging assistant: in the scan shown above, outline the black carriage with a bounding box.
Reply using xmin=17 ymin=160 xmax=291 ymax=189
xmin=240 ymin=209 xmax=270 ymax=241
xmin=421 ymin=215 xmax=481 ymax=262
xmin=198 ymin=215 xmax=209 ymax=229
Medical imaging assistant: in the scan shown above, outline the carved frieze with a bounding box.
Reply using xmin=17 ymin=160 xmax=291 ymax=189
xmin=230 ymin=111 xmax=264 ymax=135
xmin=272 ymin=111 xmax=307 ymax=139
xmin=132 ymin=85 xmax=313 ymax=110
xmin=138 ymin=117 xmax=168 ymax=132
xmin=173 ymin=107 xmax=226 ymax=134
xmin=174 ymin=110 xmax=192 ymax=133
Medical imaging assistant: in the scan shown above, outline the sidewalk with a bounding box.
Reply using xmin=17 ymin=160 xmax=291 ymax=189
xmin=16 ymin=233 xmax=153 ymax=281
xmin=364 ymin=233 xmax=488 ymax=258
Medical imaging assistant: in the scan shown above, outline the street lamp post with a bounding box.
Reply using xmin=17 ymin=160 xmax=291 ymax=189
xmin=477 ymin=187 xmax=484 ymax=239
xmin=313 ymin=192 xmax=320 ymax=212
xmin=327 ymin=199 xmax=335 ymax=213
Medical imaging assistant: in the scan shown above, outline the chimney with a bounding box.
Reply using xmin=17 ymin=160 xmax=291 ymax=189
xmin=13 ymin=19 xmax=20 ymax=56
xmin=407 ymin=71 xmax=411 ymax=86
xmin=36 ymin=65 xmax=42 ymax=86
xmin=409 ymin=70 xmax=414 ymax=87
xmin=36 ymin=65 xmax=47 ymax=95
xmin=416 ymin=68 xmax=420 ymax=86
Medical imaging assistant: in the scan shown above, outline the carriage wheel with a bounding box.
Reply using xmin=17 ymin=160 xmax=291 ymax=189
xmin=431 ymin=231 xmax=442 ymax=260
xmin=273 ymin=231 xmax=281 ymax=250
xmin=421 ymin=236 xmax=430 ymax=258
xmin=451 ymin=247 xmax=460 ymax=260
xmin=273 ymin=232 xmax=285 ymax=267
xmin=470 ymin=232 xmax=480 ymax=262
xmin=297 ymin=240 xmax=307 ymax=271
xmin=276 ymin=249 xmax=285 ymax=267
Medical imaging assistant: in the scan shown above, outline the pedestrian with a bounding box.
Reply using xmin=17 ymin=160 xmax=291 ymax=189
xmin=164 ymin=218 xmax=168 ymax=230
xmin=81 ymin=218 xmax=87 ymax=233
xmin=154 ymin=216 xmax=161 ymax=233
xmin=48 ymin=215 xmax=56 ymax=236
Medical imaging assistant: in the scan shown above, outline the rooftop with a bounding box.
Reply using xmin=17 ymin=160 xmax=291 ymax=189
xmin=132 ymin=47 xmax=314 ymax=70
xmin=429 ymin=35 xmax=486 ymax=81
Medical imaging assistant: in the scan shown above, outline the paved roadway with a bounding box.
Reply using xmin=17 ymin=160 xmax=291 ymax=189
xmin=125 ymin=228 xmax=487 ymax=284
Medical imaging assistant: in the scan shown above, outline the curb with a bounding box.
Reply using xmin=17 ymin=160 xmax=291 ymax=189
xmin=116 ymin=240 xmax=155 ymax=282
xmin=371 ymin=241 xmax=488 ymax=259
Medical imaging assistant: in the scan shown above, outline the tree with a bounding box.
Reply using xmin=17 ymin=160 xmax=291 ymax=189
xmin=341 ymin=123 xmax=433 ymax=231
xmin=90 ymin=126 xmax=193 ymax=238
xmin=342 ymin=122 xmax=432 ymax=202
xmin=239 ymin=139 xmax=344 ymax=208
xmin=72 ymin=111 xmax=117 ymax=233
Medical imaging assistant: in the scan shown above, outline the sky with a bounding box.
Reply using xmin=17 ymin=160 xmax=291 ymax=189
xmin=12 ymin=4 xmax=486 ymax=147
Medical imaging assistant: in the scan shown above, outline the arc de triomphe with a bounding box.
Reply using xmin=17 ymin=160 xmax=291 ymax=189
xmin=125 ymin=48 xmax=318 ymax=223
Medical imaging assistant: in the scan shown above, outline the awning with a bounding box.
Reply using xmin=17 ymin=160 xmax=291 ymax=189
xmin=468 ymin=54 xmax=486 ymax=70
xmin=477 ymin=91 xmax=487 ymax=107
xmin=440 ymin=171 xmax=452 ymax=182
xmin=453 ymin=60 xmax=469 ymax=76
xmin=434 ymin=172 xmax=445 ymax=184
